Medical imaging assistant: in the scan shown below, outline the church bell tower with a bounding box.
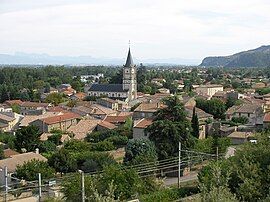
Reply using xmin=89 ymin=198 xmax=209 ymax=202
xmin=123 ymin=47 xmax=137 ymax=101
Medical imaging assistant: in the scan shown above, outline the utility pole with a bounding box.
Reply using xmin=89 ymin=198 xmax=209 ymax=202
xmin=80 ymin=170 xmax=85 ymax=202
xmin=38 ymin=173 xmax=42 ymax=202
xmin=178 ymin=142 xmax=181 ymax=189
xmin=216 ymin=147 xmax=219 ymax=161
xmin=4 ymin=166 xmax=8 ymax=202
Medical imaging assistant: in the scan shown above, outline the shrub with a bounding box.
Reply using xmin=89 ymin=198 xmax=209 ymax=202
xmin=106 ymin=135 xmax=128 ymax=148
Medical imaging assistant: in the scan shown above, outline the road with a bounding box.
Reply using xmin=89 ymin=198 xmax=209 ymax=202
xmin=164 ymin=172 xmax=198 ymax=186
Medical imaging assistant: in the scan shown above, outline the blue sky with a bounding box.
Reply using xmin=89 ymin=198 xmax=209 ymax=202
xmin=1 ymin=0 xmax=270 ymax=61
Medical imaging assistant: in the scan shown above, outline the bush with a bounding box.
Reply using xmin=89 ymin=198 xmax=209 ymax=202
xmin=74 ymin=151 xmax=116 ymax=172
xmin=106 ymin=135 xmax=128 ymax=148
xmin=139 ymin=187 xmax=199 ymax=202
xmin=124 ymin=139 xmax=157 ymax=165
xmin=93 ymin=140 xmax=115 ymax=151
xmin=231 ymin=116 xmax=249 ymax=125
xmin=16 ymin=159 xmax=55 ymax=181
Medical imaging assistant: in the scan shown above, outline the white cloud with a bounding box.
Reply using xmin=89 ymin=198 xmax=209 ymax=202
xmin=0 ymin=0 xmax=270 ymax=61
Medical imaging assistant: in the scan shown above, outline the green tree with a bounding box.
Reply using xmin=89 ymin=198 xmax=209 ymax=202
xmin=147 ymin=95 xmax=194 ymax=159
xmin=62 ymin=173 xmax=118 ymax=202
xmin=99 ymin=164 xmax=143 ymax=200
xmin=0 ymin=145 xmax=4 ymax=160
xmin=48 ymin=148 xmax=77 ymax=175
xmin=48 ymin=134 xmax=62 ymax=145
xmin=14 ymin=125 xmax=41 ymax=152
xmin=199 ymin=132 xmax=270 ymax=201
xmin=15 ymin=159 xmax=55 ymax=181
xmin=231 ymin=116 xmax=249 ymax=125
xmin=226 ymin=96 xmax=237 ymax=109
xmin=45 ymin=93 xmax=65 ymax=105
xmin=191 ymin=107 xmax=200 ymax=138
xmin=11 ymin=104 xmax=20 ymax=114
xmin=124 ymin=139 xmax=157 ymax=165
xmin=196 ymin=98 xmax=226 ymax=119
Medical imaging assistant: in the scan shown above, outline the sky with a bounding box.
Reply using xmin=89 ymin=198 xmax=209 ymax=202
xmin=1 ymin=0 xmax=270 ymax=62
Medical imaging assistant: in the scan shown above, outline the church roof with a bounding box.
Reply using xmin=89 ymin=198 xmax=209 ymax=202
xmin=124 ymin=48 xmax=134 ymax=67
xmin=89 ymin=84 xmax=128 ymax=92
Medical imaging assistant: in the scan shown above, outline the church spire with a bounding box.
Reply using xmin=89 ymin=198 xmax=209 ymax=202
xmin=124 ymin=47 xmax=134 ymax=67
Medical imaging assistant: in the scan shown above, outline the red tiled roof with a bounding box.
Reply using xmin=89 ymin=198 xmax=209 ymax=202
xmin=21 ymin=101 xmax=49 ymax=108
xmin=264 ymin=113 xmax=270 ymax=122
xmin=98 ymin=121 xmax=117 ymax=130
xmin=3 ymin=149 xmax=19 ymax=158
xmin=134 ymin=102 xmax=166 ymax=112
xmin=47 ymin=106 xmax=67 ymax=113
xmin=104 ymin=115 xmax=130 ymax=124
xmin=4 ymin=100 xmax=23 ymax=106
xmin=134 ymin=118 xmax=153 ymax=129
xmin=73 ymin=92 xmax=86 ymax=100
xmin=40 ymin=112 xmax=81 ymax=125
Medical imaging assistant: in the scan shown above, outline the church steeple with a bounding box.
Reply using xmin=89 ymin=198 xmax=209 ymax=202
xmin=124 ymin=48 xmax=134 ymax=67
xmin=122 ymin=45 xmax=137 ymax=101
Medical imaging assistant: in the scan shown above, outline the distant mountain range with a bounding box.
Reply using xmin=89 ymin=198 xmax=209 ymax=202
xmin=200 ymin=45 xmax=270 ymax=68
xmin=0 ymin=52 xmax=200 ymax=66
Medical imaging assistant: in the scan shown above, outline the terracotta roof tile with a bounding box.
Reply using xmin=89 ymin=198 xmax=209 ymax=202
xmin=21 ymin=101 xmax=49 ymax=108
xmin=264 ymin=113 xmax=270 ymax=122
xmin=0 ymin=113 xmax=15 ymax=122
xmin=3 ymin=149 xmax=19 ymax=158
xmin=104 ymin=115 xmax=130 ymax=124
xmin=0 ymin=152 xmax=47 ymax=173
xmin=98 ymin=121 xmax=117 ymax=130
xmin=134 ymin=118 xmax=153 ymax=129
xmin=67 ymin=119 xmax=100 ymax=140
xmin=134 ymin=102 xmax=166 ymax=113
xmin=4 ymin=100 xmax=23 ymax=106
xmin=40 ymin=112 xmax=81 ymax=125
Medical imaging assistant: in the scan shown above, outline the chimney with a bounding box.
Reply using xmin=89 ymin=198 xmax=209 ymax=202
xmin=157 ymin=102 xmax=160 ymax=108
xmin=35 ymin=148 xmax=39 ymax=154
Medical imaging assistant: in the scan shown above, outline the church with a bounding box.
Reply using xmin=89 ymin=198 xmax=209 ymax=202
xmin=88 ymin=47 xmax=137 ymax=102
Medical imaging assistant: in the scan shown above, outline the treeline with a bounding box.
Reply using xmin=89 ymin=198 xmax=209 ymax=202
xmin=0 ymin=65 xmax=119 ymax=102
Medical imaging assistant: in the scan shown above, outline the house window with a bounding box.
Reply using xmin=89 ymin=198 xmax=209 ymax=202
xmin=248 ymin=113 xmax=250 ymax=117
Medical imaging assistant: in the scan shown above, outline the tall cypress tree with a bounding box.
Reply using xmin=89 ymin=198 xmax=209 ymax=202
xmin=191 ymin=107 xmax=200 ymax=138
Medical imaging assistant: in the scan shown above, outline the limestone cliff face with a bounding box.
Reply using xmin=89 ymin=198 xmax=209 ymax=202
xmin=200 ymin=45 xmax=270 ymax=68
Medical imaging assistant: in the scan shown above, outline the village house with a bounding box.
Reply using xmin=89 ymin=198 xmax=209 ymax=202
xmin=185 ymin=106 xmax=213 ymax=139
xmin=133 ymin=118 xmax=153 ymax=140
xmin=133 ymin=102 xmax=165 ymax=120
xmin=104 ymin=114 xmax=131 ymax=126
xmin=40 ymin=133 xmax=71 ymax=143
xmin=226 ymin=103 xmax=264 ymax=125
xmin=58 ymin=84 xmax=76 ymax=97
xmin=227 ymin=131 xmax=254 ymax=145
xmin=30 ymin=112 xmax=81 ymax=133
xmin=151 ymin=78 xmax=166 ymax=87
xmin=0 ymin=113 xmax=17 ymax=132
xmin=97 ymin=121 xmax=117 ymax=131
xmin=19 ymin=112 xmax=63 ymax=127
xmin=195 ymin=84 xmax=224 ymax=98
xmin=72 ymin=104 xmax=117 ymax=119
xmin=97 ymin=97 xmax=120 ymax=111
xmin=0 ymin=152 xmax=47 ymax=186
xmin=263 ymin=113 xmax=270 ymax=129
xmin=212 ymin=91 xmax=227 ymax=101
xmin=67 ymin=119 xmax=101 ymax=140
xmin=70 ymin=92 xmax=87 ymax=101
xmin=20 ymin=101 xmax=51 ymax=115
xmin=4 ymin=100 xmax=23 ymax=107
xmin=158 ymin=88 xmax=170 ymax=94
